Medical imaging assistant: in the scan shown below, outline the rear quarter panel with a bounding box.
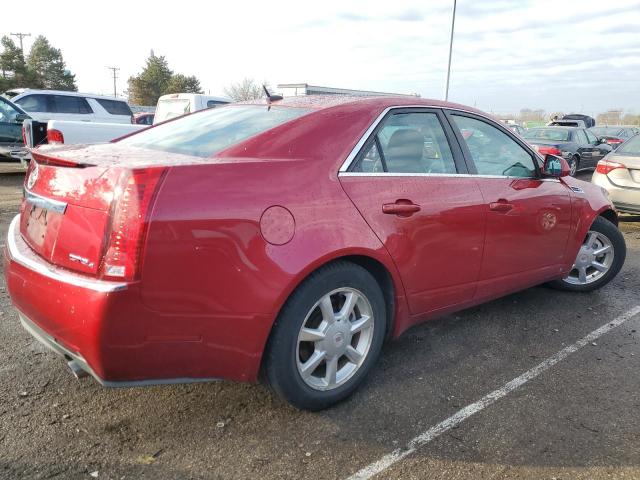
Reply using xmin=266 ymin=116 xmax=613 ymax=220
xmin=139 ymin=159 xmax=407 ymax=380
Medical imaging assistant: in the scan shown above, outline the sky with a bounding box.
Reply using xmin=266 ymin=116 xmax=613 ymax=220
xmin=5 ymin=0 xmax=640 ymax=116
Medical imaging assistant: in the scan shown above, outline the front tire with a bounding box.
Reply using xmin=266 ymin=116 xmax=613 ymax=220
xmin=264 ymin=261 xmax=386 ymax=410
xmin=549 ymin=216 xmax=625 ymax=292
xmin=569 ymin=155 xmax=579 ymax=176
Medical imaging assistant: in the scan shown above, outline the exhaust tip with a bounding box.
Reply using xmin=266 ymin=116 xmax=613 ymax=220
xmin=67 ymin=360 xmax=89 ymax=379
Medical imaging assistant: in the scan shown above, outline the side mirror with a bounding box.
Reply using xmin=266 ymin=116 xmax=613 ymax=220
xmin=597 ymin=137 xmax=608 ymax=145
xmin=542 ymin=154 xmax=570 ymax=178
xmin=15 ymin=113 xmax=29 ymax=123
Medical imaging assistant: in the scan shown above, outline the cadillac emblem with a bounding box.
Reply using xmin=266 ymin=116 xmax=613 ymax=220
xmin=27 ymin=163 xmax=39 ymax=189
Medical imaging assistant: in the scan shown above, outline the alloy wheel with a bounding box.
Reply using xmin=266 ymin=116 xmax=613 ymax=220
xmin=564 ymin=230 xmax=614 ymax=285
xmin=296 ymin=288 xmax=374 ymax=391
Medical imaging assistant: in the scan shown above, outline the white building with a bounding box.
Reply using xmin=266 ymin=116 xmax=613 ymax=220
xmin=276 ymin=83 xmax=418 ymax=98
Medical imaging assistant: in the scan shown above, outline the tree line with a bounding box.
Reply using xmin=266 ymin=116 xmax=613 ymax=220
xmin=0 ymin=35 xmax=77 ymax=92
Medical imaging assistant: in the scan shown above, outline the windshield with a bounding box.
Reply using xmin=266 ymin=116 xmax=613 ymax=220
xmin=523 ymin=128 xmax=570 ymax=141
xmin=154 ymin=98 xmax=192 ymax=124
xmin=591 ymin=127 xmax=623 ymax=137
xmin=120 ymin=105 xmax=312 ymax=157
xmin=616 ymin=135 xmax=640 ymax=156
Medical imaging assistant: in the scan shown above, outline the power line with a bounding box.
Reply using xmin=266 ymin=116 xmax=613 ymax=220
xmin=106 ymin=66 xmax=119 ymax=98
xmin=10 ymin=33 xmax=31 ymax=53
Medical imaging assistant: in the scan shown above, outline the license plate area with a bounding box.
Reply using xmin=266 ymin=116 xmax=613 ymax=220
xmin=21 ymin=200 xmax=64 ymax=258
xmin=25 ymin=204 xmax=49 ymax=247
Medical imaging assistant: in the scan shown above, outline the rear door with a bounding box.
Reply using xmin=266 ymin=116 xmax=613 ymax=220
xmin=339 ymin=108 xmax=486 ymax=316
xmin=447 ymin=112 xmax=572 ymax=299
xmin=574 ymin=129 xmax=598 ymax=167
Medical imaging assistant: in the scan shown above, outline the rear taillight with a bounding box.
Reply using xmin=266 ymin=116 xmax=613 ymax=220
xmin=596 ymin=159 xmax=626 ymax=175
xmin=607 ymin=138 xmax=623 ymax=145
xmin=47 ymin=128 xmax=64 ymax=144
xmin=101 ymin=167 xmax=167 ymax=281
xmin=22 ymin=125 xmax=27 ymax=145
xmin=537 ymin=146 xmax=561 ymax=156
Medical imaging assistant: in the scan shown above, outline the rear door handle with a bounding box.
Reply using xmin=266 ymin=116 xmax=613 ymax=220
xmin=489 ymin=200 xmax=514 ymax=213
xmin=382 ymin=200 xmax=421 ymax=216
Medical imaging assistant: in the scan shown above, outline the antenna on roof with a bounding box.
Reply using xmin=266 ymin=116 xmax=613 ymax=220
xmin=263 ymin=85 xmax=283 ymax=103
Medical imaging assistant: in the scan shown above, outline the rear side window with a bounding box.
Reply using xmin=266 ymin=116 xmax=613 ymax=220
xmin=95 ymin=98 xmax=133 ymax=116
xmin=452 ymin=115 xmax=536 ymax=178
xmin=119 ymin=105 xmax=312 ymax=157
xmin=15 ymin=94 xmax=50 ymax=112
xmin=52 ymin=95 xmax=93 ymax=114
xmin=207 ymin=100 xmax=227 ymax=108
xmin=351 ymin=112 xmax=456 ymax=174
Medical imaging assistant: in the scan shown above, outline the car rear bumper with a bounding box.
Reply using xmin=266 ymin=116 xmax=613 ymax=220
xmin=4 ymin=214 xmax=267 ymax=385
xmin=592 ymin=172 xmax=640 ymax=214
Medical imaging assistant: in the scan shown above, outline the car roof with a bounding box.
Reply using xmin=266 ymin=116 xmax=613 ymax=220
xmin=12 ymin=89 xmax=129 ymax=102
xmin=531 ymin=126 xmax=576 ymax=130
xmin=239 ymin=95 xmax=490 ymax=117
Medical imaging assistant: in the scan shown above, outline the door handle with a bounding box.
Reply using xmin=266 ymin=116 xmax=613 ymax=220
xmin=489 ymin=200 xmax=514 ymax=213
xmin=382 ymin=200 xmax=421 ymax=216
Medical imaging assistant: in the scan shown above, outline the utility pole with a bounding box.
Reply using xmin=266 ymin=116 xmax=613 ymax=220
xmin=10 ymin=33 xmax=31 ymax=53
xmin=106 ymin=66 xmax=119 ymax=98
xmin=444 ymin=0 xmax=457 ymax=101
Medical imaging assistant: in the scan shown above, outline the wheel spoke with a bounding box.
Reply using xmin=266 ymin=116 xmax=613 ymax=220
xmin=345 ymin=345 xmax=363 ymax=364
xmin=300 ymin=350 xmax=326 ymax=379
xmin=350 ymin=314 xmax=372 ymax=335
xmin=319 ymin=295 xmax=335 ymax=324
xmin=578 ymin=266 xmax=588 ymax=284
xmin=338 ymin=291 xmax=358 ymax=321
xmin=325 ymin=355 xmax=338 ymax=386
xmin=591 ymin=261 xmax=608 ymax=272
xmin=299 ymin=327 xmax=325 ymax=342
xmin=593 ymin=245 xmax=611 ymax=256
xmin=586 ymin=232 xmax=598 ymax=248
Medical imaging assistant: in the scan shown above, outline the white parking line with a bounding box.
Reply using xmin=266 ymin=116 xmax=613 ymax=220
xmin=346 ymin=305 xmax=640 ymax=480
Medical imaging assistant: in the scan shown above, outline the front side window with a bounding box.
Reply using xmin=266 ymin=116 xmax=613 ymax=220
xmin=52 ymin=95 xmax=93 ymax=114
xmin=120 ymin=105 xmax=312 ymax=158
xmin=574 ymin=130 xmax=589 ymax=145
xmin=0 ymin=98 xmax=22 ymax=123
xmin=452 ymin=115 xmax=536 ymax=178
xmin=15 ymin=94 xmax=50 ymax=113
xmin=351 ymin=112 xmax=456 ymax=174
xmin=585 ymin=130 xmax=598 ymax=145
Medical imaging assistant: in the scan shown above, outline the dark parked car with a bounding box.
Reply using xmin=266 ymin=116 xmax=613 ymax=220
xmin=523 ymin=126 xmax=612 ymax=176
xmin=590 ymin=126 xmax=639 ymax=149
xmin=0 ymin=96 xmax=29 ymax=159
xmin=133 ymin=112 xmax=155 ymax=125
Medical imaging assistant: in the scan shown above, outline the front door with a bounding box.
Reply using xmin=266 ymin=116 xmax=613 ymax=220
xmin=339 ymin=109 xmax=486 ymax=316
xmin=447 ymin=112 xmax=573 ymax=299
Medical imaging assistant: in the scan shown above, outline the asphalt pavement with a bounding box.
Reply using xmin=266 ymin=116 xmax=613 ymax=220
xmin=1 ymin=169 xmax=639 ymax=480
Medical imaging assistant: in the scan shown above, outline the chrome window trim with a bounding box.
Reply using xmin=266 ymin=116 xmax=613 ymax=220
xmin=339 ymin=171 xmax=561 ymax=182
xmin=338 ymin=105 xmax=545 ymax=174
xmin=6 ymin=215 xmax=127 ymax=293
xmin=24 ymin=188 xmax=67 ymax=213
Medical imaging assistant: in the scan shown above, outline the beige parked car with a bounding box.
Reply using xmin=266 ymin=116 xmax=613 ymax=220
xmin=592 ymin=134 xmax=640 ymax=214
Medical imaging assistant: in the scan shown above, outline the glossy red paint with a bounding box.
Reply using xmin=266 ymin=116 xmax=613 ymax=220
xmin=4 ymin=96 xmax=618 ymax=386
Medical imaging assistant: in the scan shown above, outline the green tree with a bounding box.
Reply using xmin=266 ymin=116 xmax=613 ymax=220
xmin=165 ymin=74 xmax=203 ymax=95
xmin=0 ymin=36 xmax=32 ymax=89
xmin=127 ymin=52 xmax=173 ymax=105
xmin=26 ymin=36 xmax=77 ymax=91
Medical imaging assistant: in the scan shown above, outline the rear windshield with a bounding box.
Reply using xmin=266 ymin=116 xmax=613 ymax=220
xmin=523 ymin=128 xmax=570 ymax=141
xmin=96 ymin=98 xmax=133 ymax=116
xmin=617 ymin=135 xmax=640 ymax=156
xmin=119 ymin=105 xmax=312 ymax=157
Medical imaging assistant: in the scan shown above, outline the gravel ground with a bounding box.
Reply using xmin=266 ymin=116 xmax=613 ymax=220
xmin=1 ymin=170 xmax=639 ymax=480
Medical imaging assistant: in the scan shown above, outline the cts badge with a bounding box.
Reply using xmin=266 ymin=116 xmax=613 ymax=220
xmin=27 ymin=162 xmax=39 ymax=189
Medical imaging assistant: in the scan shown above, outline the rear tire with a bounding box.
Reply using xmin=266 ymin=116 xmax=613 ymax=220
xmin=264 ymin=261 xmax=386 ymax=411
xmin=549 ymin=216 xmax=625 ymax=292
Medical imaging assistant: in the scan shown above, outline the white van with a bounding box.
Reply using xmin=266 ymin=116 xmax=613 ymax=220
xmin=154 ymin=93 xmax=231 ymax=124
xmin=11 ymin=89 xmax=133 ymax=124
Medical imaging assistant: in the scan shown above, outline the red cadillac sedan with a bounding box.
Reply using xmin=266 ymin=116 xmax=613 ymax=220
xmin=5 ymin=96 xmax=626 ymax=410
